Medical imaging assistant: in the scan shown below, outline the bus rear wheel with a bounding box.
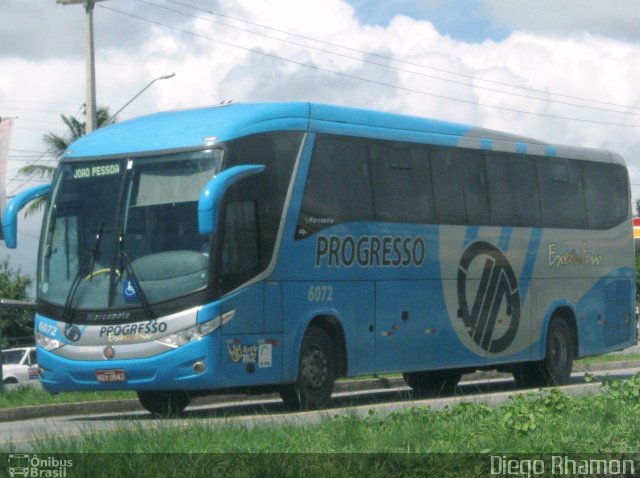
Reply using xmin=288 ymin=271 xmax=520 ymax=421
xmin=514 ymin=318 xmax=574 ymax=388
xmin=280 ymin=326 xmax=336 ymax=410
xmin=137 ymin=390 xmax=191 ymax=417
xmin=403 ymin=370 xmax=462 ymax=397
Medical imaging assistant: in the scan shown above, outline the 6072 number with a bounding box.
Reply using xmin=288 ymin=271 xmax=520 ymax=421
xmin=307 ymin=285 xmax=334 ymax=302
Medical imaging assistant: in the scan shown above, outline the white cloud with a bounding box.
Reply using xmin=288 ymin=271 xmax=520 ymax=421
xmin=483 ymin=0 xmax=640 ymax=42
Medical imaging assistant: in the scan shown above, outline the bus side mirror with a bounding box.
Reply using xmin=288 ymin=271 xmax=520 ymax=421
xmin=2 ymin=183 xmax=51 ymax=249
xmin=198 ymin=165 xmax=265 ymax=236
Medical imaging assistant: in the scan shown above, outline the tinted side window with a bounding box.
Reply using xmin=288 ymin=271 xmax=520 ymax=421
xmin=431 ymin=149 xmax=467 ymax=224
xmin=486 ymin=153 xmax=515 ymax=224
xmin=298 ymin=136 xmax=373 ymax=237
xmin=538 ymin=158 xmax=586 ymax=228
xmin=369 ymin=143 xmax=434 ymax=223
xmin=583 ymin=162 xmax=629 ymax=229
xmin=297 ymin=134 xmax=628 ymax=234
xmin=511 ymin=156 xmax=542 ymax=226
xmin=460 ymin=152 xmax=490 ymax=225
xmin=219 ymin=132 xmax=302 ymax=293
xmin=486 ymin=153 xmax=542 ymax=227
xmin=432 ymin=148 xmax=489 ymax=225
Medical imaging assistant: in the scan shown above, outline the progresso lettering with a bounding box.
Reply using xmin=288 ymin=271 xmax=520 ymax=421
xmin=315 ymin=235 xmax=425 ymax=268
xmin=99 ymin=321 xmax=167 ymax=338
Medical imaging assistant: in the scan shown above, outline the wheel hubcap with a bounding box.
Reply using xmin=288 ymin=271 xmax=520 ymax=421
xmin=550 ymin=334 xmax=567 ymax=371
xmin=301 ymin=348 xmax=328 ymax=389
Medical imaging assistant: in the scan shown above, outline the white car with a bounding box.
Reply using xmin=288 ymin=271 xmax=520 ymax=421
xmin=2 ymin=347 xmax=38 ymax=384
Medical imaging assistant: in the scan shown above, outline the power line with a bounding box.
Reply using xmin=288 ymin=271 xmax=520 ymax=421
xmin=10 ymin=149 xmax=49 ymax=154
xmin=14 ymin=118 xmax=67 ymax=125
xmin=1 ymin=106 xmax=78 ymax=114
xmin=100 ymin=4 xmax=640 ymax=128
xmin=14 ymin=126 xmax=66 ymax=133
xmin=142 ymin=0 xmax=640 ymax=117
xmin=9 ymin=157 xmax=56 ymax=163
xmin=161 ymin=0 xmax=640 ymax=113
xmin=0 ymin=99 xmax=80 ymax=107
xmin=145 ymin=0 xmax=637 ymax=118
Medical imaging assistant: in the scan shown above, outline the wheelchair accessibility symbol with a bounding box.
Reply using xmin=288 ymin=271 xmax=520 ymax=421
xmin=457 ymin=241 xmax=520 ymax=354
xmin=123 ymin=280 xmax=137 ymax=299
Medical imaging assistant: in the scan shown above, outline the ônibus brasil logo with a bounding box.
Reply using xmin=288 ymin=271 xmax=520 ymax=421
xmin=456 ymin=241 xmax=520 ymax=354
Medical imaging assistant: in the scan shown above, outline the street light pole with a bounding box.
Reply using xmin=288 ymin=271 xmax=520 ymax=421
xmin=104 ymin=73 xmax=176 ymax=126
xmin=56 ymin=0 xmax=105 ymax=133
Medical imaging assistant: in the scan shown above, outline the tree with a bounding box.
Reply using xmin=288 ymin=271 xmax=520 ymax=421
xmin=18 ymin=106 xmax=114 ymax=216
xmin=0 ymin=258 xmax=33 ymax=347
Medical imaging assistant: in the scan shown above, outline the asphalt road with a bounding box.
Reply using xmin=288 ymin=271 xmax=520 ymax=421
xmin=1 ymin=363 xmax=639 ymax=450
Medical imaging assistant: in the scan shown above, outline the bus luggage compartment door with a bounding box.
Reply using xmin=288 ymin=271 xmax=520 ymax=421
xmin=603 ymin=279 xmax=634 ymax=348
xmin=375 ymin=281 xmax=434 ymax=373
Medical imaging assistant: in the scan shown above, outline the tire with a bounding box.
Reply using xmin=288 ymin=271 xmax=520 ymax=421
xmin=514 ymin=318 xmax=574 ymax=387
xmin=403 ymin=370 xmax=462 ymax=397
xmin=3 ymin=377 xmax=18 ymax=385
xmin=137 ymin=390 xmax=191 ymax=417
xmin=280 ymin=326 xmax=336 ymax=410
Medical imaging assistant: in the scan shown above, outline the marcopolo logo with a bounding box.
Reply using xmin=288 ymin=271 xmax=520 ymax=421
xmin=457 ymin=241 xmax=520 ymax=354
xmin=63 ymin=324 xmax=82 ymax=343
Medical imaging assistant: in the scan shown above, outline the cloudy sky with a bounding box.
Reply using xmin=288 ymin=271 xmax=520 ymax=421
xmin=1 ymin=0 xmax=640 ymax=280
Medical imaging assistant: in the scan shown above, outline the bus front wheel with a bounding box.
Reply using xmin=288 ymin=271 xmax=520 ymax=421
xmin=403 ymin=370 xmax=462 ymax=397
xmin=514 ymin=318 xmax=574 ymax=387
xmin=280 ymin=326 xmax=336 ymax=410
xmin=137 ymin=390 xmax=191 ymax=417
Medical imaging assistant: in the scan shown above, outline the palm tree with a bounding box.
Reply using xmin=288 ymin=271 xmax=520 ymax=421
xmin=19 ymin=106 xmax=114 ymax=215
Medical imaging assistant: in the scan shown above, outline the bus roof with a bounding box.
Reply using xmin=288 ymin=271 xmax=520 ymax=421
xmin=62 ymin=102 xmax=620 ymax=165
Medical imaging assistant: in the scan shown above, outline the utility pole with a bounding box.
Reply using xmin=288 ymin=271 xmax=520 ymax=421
xmin=56 ymin=0 xmax=105 ymax=133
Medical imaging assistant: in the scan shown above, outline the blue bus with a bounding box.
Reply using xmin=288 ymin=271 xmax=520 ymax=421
xmin=3 ymin=103 xmax=635 ymax=414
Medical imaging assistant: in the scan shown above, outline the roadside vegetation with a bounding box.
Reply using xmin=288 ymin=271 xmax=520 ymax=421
xmin=576 ymin=352 xmax=640 ymax=364
xmin=1 ymin=374 xmax=639 ymax=477
xmin=0 ymin=386 xmax=135 ymax=409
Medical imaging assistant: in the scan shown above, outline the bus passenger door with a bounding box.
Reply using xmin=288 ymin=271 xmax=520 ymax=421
xmin=375 ymin=281 xmax=434 ymax=373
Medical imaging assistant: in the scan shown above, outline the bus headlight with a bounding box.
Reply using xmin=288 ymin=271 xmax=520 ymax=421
xmin=36 ymin=332 xmax=63 ymax=351
xmin=157 ymin=320 xmax=217 ymax=348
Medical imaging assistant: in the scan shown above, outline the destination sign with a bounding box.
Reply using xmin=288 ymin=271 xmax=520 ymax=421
xmin=72 ymin=163 xmax=121 ymax=179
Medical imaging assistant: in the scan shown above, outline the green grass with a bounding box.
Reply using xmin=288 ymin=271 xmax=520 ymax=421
xmin=18 ymin=380 xmax=640 ymax=454
xmin=2 ymin=374 xmax=640 ymax=478
xmin=0 ymin=385 xmax=135 ymax=409
xmin=576 ymin=352 xmax=640 ymax=364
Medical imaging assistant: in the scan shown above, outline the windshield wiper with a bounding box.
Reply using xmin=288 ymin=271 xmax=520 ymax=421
xmin=87 ymin=223 xmax=104 ymax=281
xmin=62 ymin=222 xmax=104 ymax=321
xmin=118 ymin=237 xmax=157 ymax=320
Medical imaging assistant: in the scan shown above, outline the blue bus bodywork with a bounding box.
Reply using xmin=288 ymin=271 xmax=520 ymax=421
xmin=4 ymin=103 xmax=634 ymax=412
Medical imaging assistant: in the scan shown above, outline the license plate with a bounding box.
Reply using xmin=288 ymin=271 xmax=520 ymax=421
xmin=96 ymin=369 xmax=127 ymax=383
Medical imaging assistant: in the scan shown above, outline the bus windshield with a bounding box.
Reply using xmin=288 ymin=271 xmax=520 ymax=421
xmin=38 ymin=149 xmax=224 ymax=313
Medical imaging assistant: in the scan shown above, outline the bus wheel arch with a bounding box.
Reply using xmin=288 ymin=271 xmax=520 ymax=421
xmin=515 ymin=309 xmax=577 ymax=387
xmin=551 ymin=306 xmax=579 ymax=360
xmin=308 ymin=315 xmax=348 ymax=377
xmin=280 ymin=315 xmax=346 ymax=410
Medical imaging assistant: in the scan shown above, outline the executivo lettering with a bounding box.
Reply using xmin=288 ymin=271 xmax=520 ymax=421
xmin=548 ymin=242 xmax=603 ymax=268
